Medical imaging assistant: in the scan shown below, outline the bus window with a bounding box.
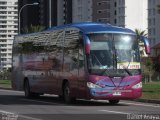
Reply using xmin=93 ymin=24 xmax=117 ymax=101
xmin=78 ymin=35 xmax=84 ymax=68
xmin=88 ymin=33 xmax=113 ymax=70
xmin=79 ymin=48 xmax=84 ymax=68
xmin=114 ymin=34 xmax=140 ymax=62
xmin=63 ymin=29 xmax=79 ymax=71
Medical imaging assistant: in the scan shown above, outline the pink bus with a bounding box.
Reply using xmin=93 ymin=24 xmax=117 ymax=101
xmin=12 ymin=22 xmax=150 ymax=104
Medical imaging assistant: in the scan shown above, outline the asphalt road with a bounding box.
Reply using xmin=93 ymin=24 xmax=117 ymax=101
xmin=0 ymin=89 xmax=160 ymax=120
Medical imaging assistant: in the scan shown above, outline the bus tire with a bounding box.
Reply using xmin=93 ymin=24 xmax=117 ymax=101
xmin=63 ymin=82 xmax=75 ymax=104
xmin=24 ymin=80 xmax=41 ymax=98
xmin=58 ymin=95 xmax=63 ymax=100
xmin=109 ymin=100 xmax=119 ymax=105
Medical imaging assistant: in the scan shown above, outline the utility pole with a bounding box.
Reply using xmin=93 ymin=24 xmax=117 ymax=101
xmin=49 ymin=0 xmax=52 ymax=28
xmin=0 ymin=45 xmax=1 ymax=70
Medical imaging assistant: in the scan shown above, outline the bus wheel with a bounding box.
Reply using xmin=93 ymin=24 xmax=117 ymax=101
xmin=24 ymin=80 xmax=33 ymax=98
xmin=63 ymin=82 xmax=72 ymax=104
xmin=58 ymin=95 xmax=63 ymax=100
xmin=109 ymin=100 xmax=119 ymax=105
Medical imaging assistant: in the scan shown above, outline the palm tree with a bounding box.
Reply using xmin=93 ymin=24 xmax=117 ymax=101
xmin=135 ymin=29 xmax=147 ymax=37
xmin=22 ymin=25 xmax=45 ymax=34
xmin=135 ymin=29 xmax=154 ymax=83
xmin=135 ymin=29 xmax=148 ymax=57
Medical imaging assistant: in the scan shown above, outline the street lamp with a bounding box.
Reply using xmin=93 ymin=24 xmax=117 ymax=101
xmin=18 ymin=2 xmax=39 ymax=34
xmin=49 ymin=0 xmax=52 ymax=28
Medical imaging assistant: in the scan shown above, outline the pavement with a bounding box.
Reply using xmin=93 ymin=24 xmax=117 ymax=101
xmin=0 ymin=89 xmax=160 ymax=120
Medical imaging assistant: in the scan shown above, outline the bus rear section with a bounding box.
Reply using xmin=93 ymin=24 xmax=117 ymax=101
xmin=12 ymin=22 xmax=150 ymax=104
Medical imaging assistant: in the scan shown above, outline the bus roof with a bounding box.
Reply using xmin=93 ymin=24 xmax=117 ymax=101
xmin=48 ymin=22 xmax=136 ymax=35
xmin=16 ymin=22 xmax=136 ymax=37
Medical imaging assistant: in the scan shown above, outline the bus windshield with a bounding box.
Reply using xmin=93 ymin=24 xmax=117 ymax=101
xmin=87 ymin=33 xmax=141 ymax=77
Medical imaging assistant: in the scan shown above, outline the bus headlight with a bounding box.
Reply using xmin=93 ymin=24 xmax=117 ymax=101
xmin=132 ymin=82 xmax=142 ymax=89
xmin=87 ymin=82 xmax=102 ymax=89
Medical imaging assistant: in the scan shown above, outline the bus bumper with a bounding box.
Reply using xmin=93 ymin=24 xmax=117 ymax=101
xmin=86 ymin=88 xmax=142 ymax=100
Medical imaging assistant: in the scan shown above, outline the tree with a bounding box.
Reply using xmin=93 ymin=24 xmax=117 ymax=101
xmin=0 ymin=69 xmax=11 ymax=80
xmin=135 ymin=29 xmax=147 ymax=37
xmin=22 ymin=25 xmax=45 ymax=34
xmin=141 ymin=58 xmax=154 ymax=83
xmin=135 ymin=29 xmax=153 ymax=83
xmin=135 ymin=29 xmax=148 ymax=57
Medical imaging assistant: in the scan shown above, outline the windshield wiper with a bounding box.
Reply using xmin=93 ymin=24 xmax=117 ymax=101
xmin=115 ymin=48 xmax=132 ymax=76
xmin=114 ymin=49 xmax=132 ymax=76
xmin=93 ymin=54 xmax=102 ymax=66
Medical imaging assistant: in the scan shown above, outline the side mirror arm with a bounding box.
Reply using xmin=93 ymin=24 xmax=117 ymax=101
xmin=140 ymin=36 xmax=151 ymax=55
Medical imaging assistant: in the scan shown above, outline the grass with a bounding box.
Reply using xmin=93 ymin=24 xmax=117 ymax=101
xmin=0 ymin=80 xmax=11 ymax=89
xmin=141 ymin=81 xmax=160 ymax=100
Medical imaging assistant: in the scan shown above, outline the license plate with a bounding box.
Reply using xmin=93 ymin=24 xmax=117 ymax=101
xmin=113 ymin=91 xmax=121 ymax=96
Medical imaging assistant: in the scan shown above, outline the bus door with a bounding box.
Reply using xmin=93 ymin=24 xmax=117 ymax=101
xmin=77 ymin=37 xmax=87 ymax=98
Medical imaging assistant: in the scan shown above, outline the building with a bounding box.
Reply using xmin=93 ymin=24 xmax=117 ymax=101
xmin=148 ymin=0 xmax=160 ymax=56
xmin=72 ymin=0 xmax=92 ymax=23
xmin=18 ymin=0 xmax=57 ymax=33
xmin=0 ymin=0 xmax=18 ymax=69
xmin=72 ymin=0 xmax=111 ymax=24
xmin=19 ymin=0 xmax=92 ymax=28
xmin=39 ymin=0 xmax=57 ymax=27
xmin=110 ymin=0 xmax=148 ymax=31
xmin=19 ymin=0 xmax=111 ymax=27
xmin=59 ymin=0 xmax=111 ymax=25
xmin=92 ymin=0 xmax=111 ymax=23
xmin=58 ymin=0 xmax=72 ymax=25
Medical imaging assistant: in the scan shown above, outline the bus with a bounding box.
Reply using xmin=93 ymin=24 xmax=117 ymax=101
xmin=12 ymin=22 xmax=150 ymax=104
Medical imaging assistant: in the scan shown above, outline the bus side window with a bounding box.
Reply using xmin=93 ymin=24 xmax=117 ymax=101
xmin=70 ymin=47 xmax=78 ymax=70
xmin=78 ymin=36 xmax=84 ymax=68
xmin=64 ymin=29 xmax=79 ymax=71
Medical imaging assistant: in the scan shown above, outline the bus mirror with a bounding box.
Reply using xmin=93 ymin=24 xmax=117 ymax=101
xmin=140 ymin=36 xmax=151 ymax=55
xmin=85 ymin=36 xmax=90 ymax=54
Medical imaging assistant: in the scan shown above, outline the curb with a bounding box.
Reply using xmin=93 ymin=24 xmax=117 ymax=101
xmin=134 ymin=99 xmax=160 ymax=104
xmin=0 ymin=87 xmax=12 ymax=90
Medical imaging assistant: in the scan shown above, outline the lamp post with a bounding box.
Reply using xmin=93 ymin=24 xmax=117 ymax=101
xmin=18 ymin=2 xmax=39 ymax=34
xmin=49 ymin=0 xmax=52 ymax=28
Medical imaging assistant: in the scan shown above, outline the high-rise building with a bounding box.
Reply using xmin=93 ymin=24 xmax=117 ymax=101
xmin=72 ymin=0 xmax=111 ymax=24
xmin=39 ymin=0 xmax=57 ymax=27
xmin=72 ymin=0 xmax=92 ymax=23
xmin=0 ymin=0 xmax=18 ymax=69
xmin=148 ymin=0 xmax=160 ymax=56
xmin=110 ymin=0 xmax=148 ymax=31
xmin=18 ymin=0 xmax=57 ymax=32
xmin=19 ymin=0 xmax=111 ymax=27
xmin=57 ymin=0 xmax=72 ymax=25
xmin=92 ymin=0 xmax=111 ymax=23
